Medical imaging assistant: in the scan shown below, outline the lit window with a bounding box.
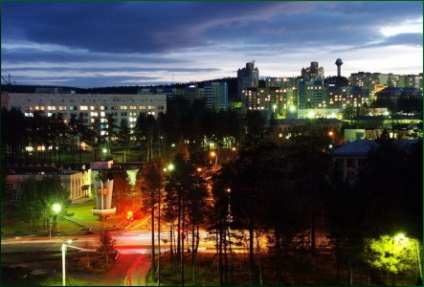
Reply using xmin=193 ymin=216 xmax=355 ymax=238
xmin=80 ymin=106 xmax=88 ymax=110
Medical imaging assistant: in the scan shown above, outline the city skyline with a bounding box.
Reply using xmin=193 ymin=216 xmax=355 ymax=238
xmin=1 ymin=1 xmax=423 ymax=88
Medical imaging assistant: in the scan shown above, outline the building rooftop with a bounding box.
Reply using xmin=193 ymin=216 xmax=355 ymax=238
xmin=333 ymin=139 xmax=419 ymax=156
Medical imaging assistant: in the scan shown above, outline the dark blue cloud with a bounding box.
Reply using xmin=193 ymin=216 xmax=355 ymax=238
xmin=1 ymin=1 xmax=422 ymax=87
xmin=3 ymin=2 xmax=421 ymax=54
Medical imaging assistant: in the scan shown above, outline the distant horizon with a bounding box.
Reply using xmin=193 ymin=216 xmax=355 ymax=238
xmin=2 ymin=2 xmax=422 ymax=88
xmin=3 ymin=69 xmax=423 ymax=91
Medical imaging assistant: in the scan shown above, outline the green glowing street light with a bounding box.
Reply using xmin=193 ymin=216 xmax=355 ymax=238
xmin=394 ymin=233 xmax=406 ymax=244
xmin=393 ymin=233 xmax=422 ymax=284
xmin=52 ymin=203 xmax=62 ymax=214
xmin=49 ymin=203 xmax=62 ymax=237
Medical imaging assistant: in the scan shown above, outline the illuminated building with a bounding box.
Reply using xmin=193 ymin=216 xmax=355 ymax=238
xmin=1 ymin=92 xmax=167 ymax=135
xmin=237 ymin=61 xmax=259 ymax=100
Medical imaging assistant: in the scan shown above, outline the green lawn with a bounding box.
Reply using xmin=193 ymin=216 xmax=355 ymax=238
xmin=2 ymin=200 xmax=98 ymax=237
xmin=67 ymin=199 xmax=99 ymax=222
xmin=1 ymin=217 xmax=83 ymax=237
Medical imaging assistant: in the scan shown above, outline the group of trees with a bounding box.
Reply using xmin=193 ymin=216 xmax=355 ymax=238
xmin=1 ymin=97 xmax=251 ymax=163
xmin=18 ymin=176 xmax=71 ymax=231
xmin=126 ymin=102 xmax=421 ymax=286
xmin=326 ymin=134 xmax=422 ymax=285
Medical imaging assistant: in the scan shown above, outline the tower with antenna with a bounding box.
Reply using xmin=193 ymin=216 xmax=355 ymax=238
xmin=335 ymin=58 xmax=343 ymax=77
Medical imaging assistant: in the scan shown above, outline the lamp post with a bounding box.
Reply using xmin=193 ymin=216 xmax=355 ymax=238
xmin=415 ymin=240 xmax=423 ymax=285
xmin=210 ymin=151 xmax=218 ymax=167
xmin=159 ymin=163 xmax=174 ymax=286
xmin=61 ymin=239 xmax=95 ymax=286
xmin=394 ymin=233 xmax=422 ymax=285
xmin=50 ymin=203 xmax=62 ymax=237
xmin=61 ymin=239 xmax=73 ymax=286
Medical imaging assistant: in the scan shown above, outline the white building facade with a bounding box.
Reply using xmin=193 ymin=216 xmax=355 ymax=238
xmin=5 ymin=168 xmax=92 ymax=201
xmin=1 ymin=92 xmax=167 ymax=131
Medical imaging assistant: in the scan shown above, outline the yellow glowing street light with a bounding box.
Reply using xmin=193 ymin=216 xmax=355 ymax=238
xmin=393 ymin=233 xmax=422 ymax=283
xmin=394 ymin=233 xmax=406 ymax=244
xmin=209 ymin=151 xmax=218 ymax=167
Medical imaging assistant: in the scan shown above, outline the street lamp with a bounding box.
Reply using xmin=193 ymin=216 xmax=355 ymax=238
xmin=394 ymin=233 xmax=422 ymax=284
xmin=210 ymin=151 xmax=218 ymax=167
xmin=61 ymin=239 xmax=73 ymax=286
xmin=50 ymin=203 xmax=62 ymax=237
xmin=61 ymin=239 xmax=95 ymax=286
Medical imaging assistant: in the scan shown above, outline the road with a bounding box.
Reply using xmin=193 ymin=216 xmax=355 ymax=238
xmin=1 ymin=230 xmax=221 ymax=253
xmin=0 ymin=230 xmax=221 ymax=286
xmin=1 ymin=232 xmax=156 ymax=286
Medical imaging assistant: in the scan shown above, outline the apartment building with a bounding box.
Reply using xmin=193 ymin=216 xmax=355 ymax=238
xmin=237 ymin=61 xmax=259 ymax=99
xmin=204 ymin=81 xmax=228 ymax=112
xmin=241 ymin=86 xmax=296 ymax=117
xmin=1 ymin=92 xmax=167 ymax=132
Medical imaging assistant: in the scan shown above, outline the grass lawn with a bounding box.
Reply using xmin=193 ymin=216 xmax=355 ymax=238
xmin=2 ymin=199 xmax=97 ymax=237
xmin=67 ymin=199 xmax=99 ymax=222
xmin=1 ymin=217 xmax=83 ymax=237
xmin=1 ymin=198 xmax=129 ymax=239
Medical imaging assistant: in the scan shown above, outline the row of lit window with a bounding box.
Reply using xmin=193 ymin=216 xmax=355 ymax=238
xmin=24 ymin=105 xmax=162 ymax=114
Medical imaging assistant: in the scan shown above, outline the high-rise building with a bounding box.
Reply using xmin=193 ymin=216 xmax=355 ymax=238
xmin=242 ymin=85 xmax=297 ymax=119
xmin=297 ymin=80 xmax=327 ymax=109
xmin=301 ymin=61 xmax=325 ymax=82
xmin=237 ymin=61 xmax=259 ymax=100
xmin=204 ymin=81 xmax=228 ymax=112
xmin=349 ymin=72 xmax=388 ymax=89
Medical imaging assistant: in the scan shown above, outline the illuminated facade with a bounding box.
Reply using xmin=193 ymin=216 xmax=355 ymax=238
xmin=2 ymin=92 xmax=167 ymax=133
xmin=297 ymin=80 xmax=327 ymax=109
xmin=237 ymin=61 xmax=259 ymax=99
xmin=242 ymin=86 xmax=296 ymax=117
xmin=204 ymin=81 xmax=228 ymax=112
xmin=5 ymin=167 xmax=91 ymax=201
xmin=301 ymin=61 xmax=325 ymax=81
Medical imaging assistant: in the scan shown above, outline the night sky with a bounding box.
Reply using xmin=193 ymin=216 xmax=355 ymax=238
xmin=1 ymin=1 xmax=422 ymax=88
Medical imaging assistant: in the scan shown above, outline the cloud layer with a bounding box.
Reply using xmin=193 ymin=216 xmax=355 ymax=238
xmin=1 ymin=2 xmax=422 ymax=88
